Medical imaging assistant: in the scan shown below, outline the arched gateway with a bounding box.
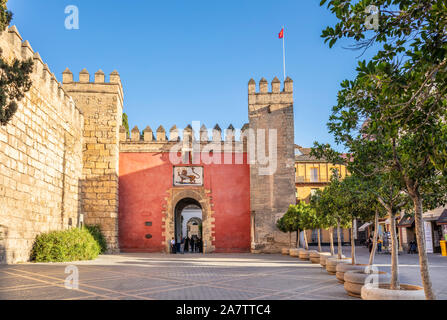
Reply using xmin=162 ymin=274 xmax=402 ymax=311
xmin=166 ymin=188 xmax=214 ymax=253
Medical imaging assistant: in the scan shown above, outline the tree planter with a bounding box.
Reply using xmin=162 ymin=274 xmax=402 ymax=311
xmin=281 ymin=248 xmax=290 ymax=255
xmin=335 ymin=264 xmax=368 ymax=284
xmin=319 ymin=254 xmax=339 ymax=267
xmin=298 ymin=249 xmax=310 ymax=261
xmin=309 ymin=251 xmax=323 ymax=264
xmin=361 ymin=283 xmax=425 ymax=300
xmin=289 ymin=248 xmax=299 ymax=257
xmin=326 ymin=257 xmax=351 ymax=275
xmin=344 ymin=270 xmax=390 ymax=298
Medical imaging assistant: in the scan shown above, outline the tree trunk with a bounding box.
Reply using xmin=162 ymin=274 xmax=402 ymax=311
xmin=389 ymin=210 xmax=400 ymax=290
xmin=303 ymin=229 xmax=309 ymax=250
xmin=329 ymin=227 xmax=335 ymax=255
xmin=337 ymin=220 xmax=343 ymax=259
xmin=295 ymin=229 xmax=299 ymax=248
xmin=317 ymin=229 xmax=322 ymax=252
xmin=412 ymin=194 xmax=436 ymax=300
xmin=368 ymin=209 xmax=379 ymax=266
xmin=289 ymin=232 xmax=292 ymax=248
xmin=351 ymin=219 xmax=356 ymax=265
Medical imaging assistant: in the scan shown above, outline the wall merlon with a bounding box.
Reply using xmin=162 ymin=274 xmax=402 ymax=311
xmin=225 ymin=124 xmax=235 ymax=141
xmin=212 ymin=124 xmax=222 ymax=142
xmin=79 ymin=69 xmax=90 ymax=83
xmin=200 ymin=124 xmax=208 ymax=141
xmin=109 ymin=70 xmax=121 ymax=85
xmin=8 ymin=25 xmax=22 ymax=48
xmin=169 ymin=125 xmax=179 ymax=141
xmin=21 ymin=40 xmax=33 ymax=60
xmin=143 ymin=126 xmax=154 ymax=142
xmin=131 ymin=126 xmax=140 ymax=141
xmin=156 ymin=126 xmax=167 ymax=141
xmin=95 ymin=70 xmax=105 ymax=83
xmin=119 ymin=126 xmax=128 ymax=141
xmin=62 ymin=68 xmax=73 ymax=83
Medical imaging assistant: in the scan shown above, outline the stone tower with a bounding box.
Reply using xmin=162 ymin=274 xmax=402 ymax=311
xmin=62 ymin=69 xmax=123 ymax=252
xmin=248 ymin=77 xmax=296 ymax=253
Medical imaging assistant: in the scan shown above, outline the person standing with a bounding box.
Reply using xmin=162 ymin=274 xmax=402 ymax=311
xmin=184 ymin=236 xmax=190 ymax=253
xmin=180 ymin=237 xmax=185 ymax=254
xmin=190 ymin=236 xmax=195 ymax=253
xmin=170 ymin=237 xmax=176 ymax=254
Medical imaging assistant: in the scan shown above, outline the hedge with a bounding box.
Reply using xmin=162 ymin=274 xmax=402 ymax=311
xmin=85 ymin=225 xmax=107 ymax=254
xmin=30 ymin=227 xmax=101 ymax=262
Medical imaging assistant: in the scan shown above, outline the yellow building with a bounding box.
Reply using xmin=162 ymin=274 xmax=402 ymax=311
xmin=294 ymin=145 xmax=351 ymax=244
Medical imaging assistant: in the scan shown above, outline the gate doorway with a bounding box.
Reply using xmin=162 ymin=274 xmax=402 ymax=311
xmin=174 ymin=198 xmax=203 ymax=253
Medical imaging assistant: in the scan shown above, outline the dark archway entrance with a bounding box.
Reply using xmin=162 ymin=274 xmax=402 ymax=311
xmin=174 ymin=198 xmax=203 ymax=253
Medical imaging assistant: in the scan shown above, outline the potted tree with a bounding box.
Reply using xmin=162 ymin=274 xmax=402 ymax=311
xmin=276 ymin=207 xmax=297 ymax=256
xmin=309 ymin=192 xmax=326 ymax=263
xmin=314 ymin=185 xmax=344 ymax=268
xmin=318 ymin=175 xmax=352 ymax=274
xmin=335 ymin=175 xmax=377 ymax=283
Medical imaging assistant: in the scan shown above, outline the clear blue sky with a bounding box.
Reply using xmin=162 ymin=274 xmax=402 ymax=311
xmin=9 ymin=0 xmax=373 ymax=150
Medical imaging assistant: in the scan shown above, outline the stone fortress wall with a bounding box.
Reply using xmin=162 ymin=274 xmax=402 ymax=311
xmin=0 ymin=26 xmax=84 ymax=263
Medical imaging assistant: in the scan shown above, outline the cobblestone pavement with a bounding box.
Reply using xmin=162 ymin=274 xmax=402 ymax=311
xmin=0 ymin=246 xmax=445 ymax=300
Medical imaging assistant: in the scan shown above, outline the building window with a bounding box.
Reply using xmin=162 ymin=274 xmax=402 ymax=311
xmin=310 ymin=168 xmax=319 ymax=182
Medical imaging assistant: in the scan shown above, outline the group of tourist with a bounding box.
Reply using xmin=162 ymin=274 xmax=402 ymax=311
xmin=366 ymin=232 xmax=392 ymax=253
xmin=170 ymin=235 xmax=203 ymax=254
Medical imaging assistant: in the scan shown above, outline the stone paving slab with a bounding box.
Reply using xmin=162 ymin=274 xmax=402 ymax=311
xmin=0 ymin=247 xmax=445 ymax=300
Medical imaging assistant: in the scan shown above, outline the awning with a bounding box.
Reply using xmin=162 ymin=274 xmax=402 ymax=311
xmin=423 ymin=206 xmax=446 ymax=221
xmin=437 ymin=209 xmax=447 ymax=225
xmin=397 ymin=214 xmax=415 ymax=228
xmin=358 ymin=222 xmax=372 ymax=231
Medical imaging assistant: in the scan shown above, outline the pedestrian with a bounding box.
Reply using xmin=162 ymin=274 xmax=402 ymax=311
xmin=180 ymin=237 xmax=185 ymax=254
xmin=170 ymin=237 xmax=176 ymax=254
xmin=378 ymin=237 xmax=383 ymax=253
xmin=184 ymin=236 xmax=190 ymax=253
xmin=367 ymin=235 xmax=373 ymax=253
xmin=409 ymin=240 xmax=417 ymax=254
xmin=190 ymin=237 xmax=195 ymax=253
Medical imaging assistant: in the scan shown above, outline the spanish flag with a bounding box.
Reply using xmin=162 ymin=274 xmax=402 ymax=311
xmin=278 ymin=28 xmax=284 ymax=39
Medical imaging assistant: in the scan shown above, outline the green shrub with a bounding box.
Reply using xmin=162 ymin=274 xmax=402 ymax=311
xmin=85 ymin=225 xmax=107 ymax=254
xmin=30 ymin=227 xmax=101 ymax=262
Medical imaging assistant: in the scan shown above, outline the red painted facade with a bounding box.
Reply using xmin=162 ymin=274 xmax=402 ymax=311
xmin=119 ymin=152 xmax=251 ymax=252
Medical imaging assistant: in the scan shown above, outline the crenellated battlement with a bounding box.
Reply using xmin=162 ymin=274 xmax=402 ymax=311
xmin=248 ymin=77 xmax=293 ymax=114
xmin=0 ymin=25 xmax=83 ymax=127
xmin=120 ymin=123 xmax=250 ymax=153
xmin=62 ymin=68 xmax=124 ymax=107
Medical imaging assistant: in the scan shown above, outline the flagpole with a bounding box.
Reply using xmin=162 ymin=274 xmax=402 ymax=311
xmin=282 ymin=25 xmax=286 ymax=81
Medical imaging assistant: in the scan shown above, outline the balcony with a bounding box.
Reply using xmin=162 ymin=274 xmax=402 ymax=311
xmin=295 ymin=176 xmax=329 ymax=184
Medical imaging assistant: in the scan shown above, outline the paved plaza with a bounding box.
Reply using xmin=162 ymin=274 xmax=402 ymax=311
xmin=0 ymin=246 xmax=446 ymax=300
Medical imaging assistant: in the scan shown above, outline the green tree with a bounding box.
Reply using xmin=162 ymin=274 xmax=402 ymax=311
xmin=309 ymin=193 xmax=325 ymax=252
xmin=122 ymin=112 xmax=130 ymax=136
xmin=319 ymin=0 xmax=447 ymax=299
xmin=0 ymin=0 xmax=33 ymax=125
xmin=276 ymin=205 xmax=300 ymax=248
xmin=295 ymin=201 xmax=317 ymax=251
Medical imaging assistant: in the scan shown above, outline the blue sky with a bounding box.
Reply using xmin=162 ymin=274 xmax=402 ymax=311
xmin=8 ymin=0 xmax=374 ymax=150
